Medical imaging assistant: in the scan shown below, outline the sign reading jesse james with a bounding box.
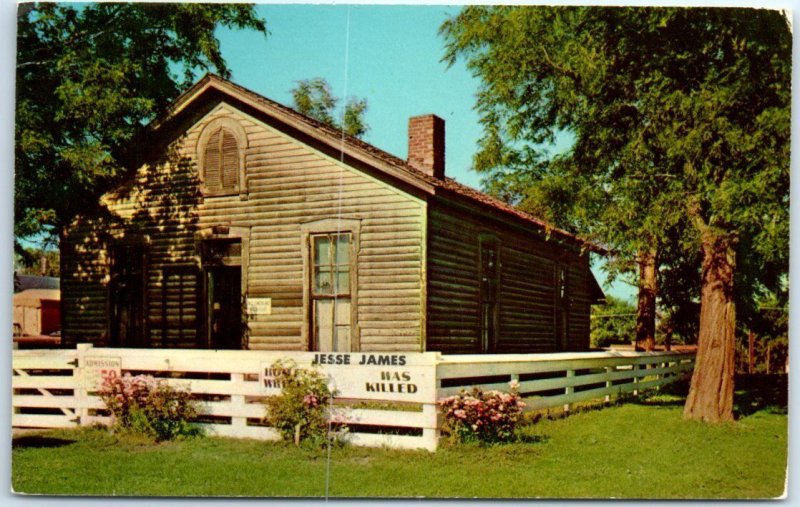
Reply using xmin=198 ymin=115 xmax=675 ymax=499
xmin=259 ymin=352 xmax=438 ymax=403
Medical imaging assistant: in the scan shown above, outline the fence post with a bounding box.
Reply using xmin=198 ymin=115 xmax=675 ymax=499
xmin=76 ymin=343 xmax=93 ymax=427
xmin=422 ymin=367 xmax=442 ymax=452
xmin=605 ymin=366 xmax=612 ymax=403
xmin=564 ymin=369 xmax=575 ymax=413
xmin=632 ymin=363 xmax=640 ymax=396
xmin=230 ymin=373 xmax=246 ymax=433
xmin=654 ymin=361 xmax=662 ymax=391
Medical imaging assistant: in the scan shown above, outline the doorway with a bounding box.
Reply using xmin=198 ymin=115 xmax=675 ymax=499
xmin=200 ymin=237 xmax=243 ymax=350
xmin=205 ymin=266 xmax=242 ymax=349
xmin=109 ymin=243 xmax=147 ymax=347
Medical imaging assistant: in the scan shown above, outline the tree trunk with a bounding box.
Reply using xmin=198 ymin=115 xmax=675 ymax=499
xmin=766 ymin=343 xmax=771 ymax=375
xmin=683 ymin=233 xmax=736 ymax=422
xmin=635 ymin=249 xmax=657 ymax=351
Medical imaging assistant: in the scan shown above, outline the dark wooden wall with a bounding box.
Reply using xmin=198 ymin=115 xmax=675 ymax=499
xmin=426 ymin=199 xmax=594 ymax=354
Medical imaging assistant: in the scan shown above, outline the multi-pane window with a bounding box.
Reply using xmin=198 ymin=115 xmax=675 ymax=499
xmin=312 ymin=233 xmax=351 ymax=296
xmin=311 ymin=233 xmax=351 ymax=352
xmin=203 ymin=128 xmax=239 ymax=193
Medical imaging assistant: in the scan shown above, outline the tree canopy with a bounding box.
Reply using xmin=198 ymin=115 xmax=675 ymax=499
xmin=291 ymin=77 xmax=369 ymax=138
xmin=15 ymin=3 xmax=267 ymax=249
xmin=442 ymin=6 xmax=790 ymax=421
xmin=590 ymin=296 xmax=637 ymax=349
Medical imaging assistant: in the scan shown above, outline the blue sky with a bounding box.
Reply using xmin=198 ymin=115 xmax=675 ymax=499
xmin=218 ymin=5 xmax=484 ymax=187
xmin=216 ymin=4 xmax=637 ymax=302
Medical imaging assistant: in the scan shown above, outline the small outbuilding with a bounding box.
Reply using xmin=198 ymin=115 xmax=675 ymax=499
xmin=13 ymin=288 xmax=61 ymax=337
xmin=61 ymin=74 xmax=605 ymax=354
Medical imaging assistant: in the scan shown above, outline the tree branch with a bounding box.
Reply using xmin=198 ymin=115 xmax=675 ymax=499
xmin=540 ymin=45 xmax=581 ymax=86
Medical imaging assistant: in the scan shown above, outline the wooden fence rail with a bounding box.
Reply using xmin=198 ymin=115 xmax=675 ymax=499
xmin=12 ymin=345 xmax=694 ymax=451
xmin=437 ymin=350 xmax=695 ymax=413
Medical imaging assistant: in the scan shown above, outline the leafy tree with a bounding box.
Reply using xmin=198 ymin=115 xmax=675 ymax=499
xmin=15 ymin=247 xmax=60 ymax=277
xmin=15 ymin=3 xmax=267 ymax=250
xmin=441 ymin=6 xmax=790 ymax=422
xmin=590 ymin=296 xmax=637 ymax=349
xmin=291 ymin=77 xmax=369 ymax=138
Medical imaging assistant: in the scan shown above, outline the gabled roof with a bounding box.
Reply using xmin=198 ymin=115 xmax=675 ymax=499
xmin=155 ymin=73 xmax=602 ymax=253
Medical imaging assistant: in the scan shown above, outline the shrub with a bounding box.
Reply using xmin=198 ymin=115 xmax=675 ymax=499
xmin=263 ymin=360 xmax=346 ymax=448
xmin=439 ymin=381 xmax=526 ymax=445
xmin=97 ymin=372 xmax=201 ymax=442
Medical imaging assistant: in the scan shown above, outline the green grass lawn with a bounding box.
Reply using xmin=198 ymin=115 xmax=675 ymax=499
xmin=12 ymin=379 xmax=787 ymax=499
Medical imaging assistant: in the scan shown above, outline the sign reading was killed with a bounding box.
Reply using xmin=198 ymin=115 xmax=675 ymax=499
xmin=259 ymin=352 xmax=438 ymax=403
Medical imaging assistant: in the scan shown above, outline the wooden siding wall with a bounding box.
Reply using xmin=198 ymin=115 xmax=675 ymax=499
xmin=61 ymin=218 xmax=114 ymax=345
xmin=426 ymin=200 xmax=593 ymax=354
xmin=62 ymin=103 xmax=426 ymax=351
xmin=62 ymin=144 xmax=202 ymax=348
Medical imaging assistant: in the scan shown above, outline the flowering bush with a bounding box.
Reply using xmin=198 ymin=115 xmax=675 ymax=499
xmin=439 ymin=380 xmax=526 ymax=444
xmin=97 ymin=372 xmax=200 ymax=442
xmin=263 ymin=360 xmax=345 ymax=448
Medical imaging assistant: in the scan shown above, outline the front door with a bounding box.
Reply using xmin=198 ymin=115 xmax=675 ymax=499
xmin=205 ymin=266 xmax=242 ymax=349
xmin=200 ymin=237 xmax=243 ymax=350
xmin=109 ymin=243 xmax=147 ymax=347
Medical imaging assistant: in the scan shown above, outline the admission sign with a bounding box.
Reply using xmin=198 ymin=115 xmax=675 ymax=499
xmin=81 ymin=356 xmax=122 ymax=389
xmin=259 ymin=352 xmax=439 ymax=403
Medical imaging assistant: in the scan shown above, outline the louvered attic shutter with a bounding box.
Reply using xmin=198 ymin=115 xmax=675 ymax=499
xmin=204 ymin=130 xmax=221 ymax=190
xmin=221 ymin=130 xmax=239 ymax=190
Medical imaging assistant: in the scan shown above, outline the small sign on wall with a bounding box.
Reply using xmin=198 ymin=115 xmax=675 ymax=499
xmin=247 ymin=297 xmax=272 ymax=317
xmin=82 ymin=356 xmax=122 ymax=389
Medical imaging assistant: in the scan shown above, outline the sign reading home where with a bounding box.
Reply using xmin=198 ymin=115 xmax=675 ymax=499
xmin=246 ymin=297 xmax=272 ymax=317
xmin=81 ymin=356 xmax=122 ymax=389
xmin=259 ymin=352 xmax=439 ymax=403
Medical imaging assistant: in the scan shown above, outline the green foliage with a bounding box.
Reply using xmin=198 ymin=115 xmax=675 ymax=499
xmin=291 ymin=77 xmax=369 ymax=138
xmin=97 ymin=373 xmax=201 ymax=442
xmin=15 ymin=3 xmax=267 ymax=249
xmin=734 ymin=293 xmax=788 ymax=374
xmin=14 ymin=247 xmax=60 ymax=277
xmin=263 ymin=360 xmax=344 ymax=448
xmin=441 ymin=6 xmax=790 ymax=345
xmin=590 ymin=296 xmax=637 ymax=348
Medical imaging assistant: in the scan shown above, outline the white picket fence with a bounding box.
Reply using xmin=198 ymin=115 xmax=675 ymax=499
xmin=12 ymin=345 xmax=694 ymax=451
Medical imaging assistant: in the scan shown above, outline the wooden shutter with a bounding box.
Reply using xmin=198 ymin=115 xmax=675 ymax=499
xmin=221 ymin=130 xmax=239 ymax=190
xmin=204 ymin=130 xmax=221 ymax=190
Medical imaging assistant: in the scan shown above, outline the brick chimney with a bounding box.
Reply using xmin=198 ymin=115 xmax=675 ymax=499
xmin=408 ymin=114 xmax=445 ymax=179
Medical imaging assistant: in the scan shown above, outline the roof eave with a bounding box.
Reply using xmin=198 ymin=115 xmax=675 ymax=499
xmin=151 ymin=74 xmax=436 ymax=196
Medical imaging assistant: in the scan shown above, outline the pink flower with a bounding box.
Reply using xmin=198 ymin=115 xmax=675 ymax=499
xmin=303 ymin=394 xmax=319 ymax=407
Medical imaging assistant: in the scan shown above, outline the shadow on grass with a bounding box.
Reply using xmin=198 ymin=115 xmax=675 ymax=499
xmin=516 ymin=433 xmax=550 ymax=445
xmin=626 ymin=374 xmax=788 ymax=418
xmin=733 ymin=374 xmax=788 ymax=417
xmin=12 ymin=435 xmax=75 ymax=449
xmin=631 ymin=378 xmax=690 ymax=407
